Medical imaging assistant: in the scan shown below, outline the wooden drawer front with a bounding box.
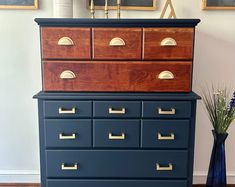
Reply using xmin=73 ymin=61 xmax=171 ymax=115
xmin=93 ymin=101 xmax=141 ymax=118
xmin=93 ymin=120 xmax=140 ymax=148
xmin=143 ymin=101 xmax=191 ymax=118
xmin=92 ymin=28 xmax=141 ymax=60
xmin=43 ymin=61 xmax=192 ymax=92
xmin=45 ymin=119 xmax=91 ymax=148
xmin=41 ymin=27 xmax=91 ymax=59
xmin=46 ymin=150 xmax=188 ymax=178
xmin=47 ymin=179 xmax=187 ymax=187
xmin=141 ymin=120 xmax=189 ymax=148
xmin=44 ymin=101 xmax=92 ymax=118
xmin=143 ymin=28 xmax=194 ymax=60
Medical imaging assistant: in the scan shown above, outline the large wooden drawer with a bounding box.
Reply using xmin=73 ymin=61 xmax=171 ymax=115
xmin=93 ymin=119 xmax=140 ymax=148
xmin=92 ymin=28 xmax=142 ymax=60
xmin=46 ymin=150 xmax=188 ymax=178
xmin=41 ymin=27 xmax=91 ymax=59
xmin=143 ymin=28 xmax=194 ymax=60
xmin=47 ymin=179 xmax=188 ymax=187
xmin=43 ymin=61 xmax=192 ymax=92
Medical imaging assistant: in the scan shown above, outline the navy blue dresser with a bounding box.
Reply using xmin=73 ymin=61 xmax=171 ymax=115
xmin=34 ymin=19 xmax=200 ymax=187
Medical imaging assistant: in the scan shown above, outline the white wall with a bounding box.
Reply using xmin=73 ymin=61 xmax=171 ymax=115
xmin=0 ymin=0 xmax=235 ymax=184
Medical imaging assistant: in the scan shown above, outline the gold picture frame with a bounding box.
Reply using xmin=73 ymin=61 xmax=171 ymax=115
xmin=202 ymin=0 xmax=235 ymax=10
xmin=0 ymin=0 xmax=38 ymax=10
xmin=87 ymin=0 xmax=157 ymax=11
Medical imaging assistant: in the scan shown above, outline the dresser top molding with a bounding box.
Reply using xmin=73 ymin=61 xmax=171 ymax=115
xmin=35 ymin=18 xmax=200 ymax=27
xmin=34 ymin=92 xmax=201 ymax=100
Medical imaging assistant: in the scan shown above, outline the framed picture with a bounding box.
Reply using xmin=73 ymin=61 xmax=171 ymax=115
xmin=202 ymin=0 xmax=235 ymax=10
xmin=87 ymin=0 xmax=157 ymax=10
xmin=0 ymin=0 xmax=38 ymax=9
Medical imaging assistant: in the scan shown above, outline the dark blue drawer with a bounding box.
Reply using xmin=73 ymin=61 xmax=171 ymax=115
xmin=46 ymin=150 xmax=188 ymax=178
xmin=93 ymin=120 xmax=140 ymax=148
xmin=93 ymin=101 xmax=141 ymax=118
xmin=47 ymin=179 xmax=187 ymax=187
xmin=141 ymin=120 xmax=189 ymax=148
xmin=44 ymin=101 xmax=92 ymax=118
xmin=45 ymin=119 xmax=92 ymax=148
xmin=142 ymin=101 xmax=191 ymax=118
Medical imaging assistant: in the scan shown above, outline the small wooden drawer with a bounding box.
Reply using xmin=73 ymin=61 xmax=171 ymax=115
xmin=141 ymin=120 xmax=189 ymax=148
xmin=143 ymin=28 xmax=194 ymax=60
xmin=46 ymin=150 xmax=188 ymax=178
xmin=142 ymin=101 xmax=191 ymax=118
xmin=44 ymin=101 xmax=92 ymax=118
xmin=93 ymin=120 xmax=140 ymax=148
xmin=92 ymin=28 xmax=142 ymax=60
xmin=47 ymin=179 xmax=188 ymax=187
xmin=93 ymin=101 xmax=141 ymax=118
xmin=43 ymin=61 xmax=192 ymax=92
xmin=45 ymin=119 xmax=92 ymax=148
xmin=41 ymin=27 xmax=91 ymax=59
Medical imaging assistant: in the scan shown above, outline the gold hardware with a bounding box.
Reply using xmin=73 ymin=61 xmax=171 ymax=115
xmin=59 ymin=133 xmax=76 ymax=140
xmin=158 ymin=71 xmax=174 ymax=80
xmin=158 ymin=108 xmax=176 ymax=115
xmin=161 ymin=37 xmax=177 ymax=46
xmin=109 ymin=107 xmax=126 ymax=114
xmin=109 ymin=133 xmax=125 ymax=140
xmin=90 ymin=0 xmax=95 ymax=19
xmin=61 ymin=163 xmax=78 ymax=170
xmin=117 ymin=0 xmax=121 ymax=19
xmin=60 ymin=70 xmax=76 ymax=79
xmin=58 ymin=37 xmax=74 ymax=46
xmin=157 ymin=133 xmax=175 ymax=140
xmin=156 ymin=163 xmax=173 ymax=171
xmin=105 ymin=0 xmax=109 ymax=19
xmin=59 ymin=107 xmax=76 ymax=114
xmin=109 ymin=37 xmax=126 ymax=46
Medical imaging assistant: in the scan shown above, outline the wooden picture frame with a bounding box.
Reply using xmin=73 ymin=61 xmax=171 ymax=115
xmin=202 ymin=0 xmax=235 ymax=10
xmin=0 ymin=0 xmax=38 ymax=10
xmin=87 ymin=0 xmax=157 ymax=10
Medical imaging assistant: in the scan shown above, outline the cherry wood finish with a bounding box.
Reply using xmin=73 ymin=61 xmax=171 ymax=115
xmin=143 ymin=28 xmax=194 ymax=60
xmin=41 ymin=27 xmax=91 ymax=60
xmin=43 ymin=61 xmax=192 ymax=92
xmin=92 ymin=28 xmax=142 ymax=60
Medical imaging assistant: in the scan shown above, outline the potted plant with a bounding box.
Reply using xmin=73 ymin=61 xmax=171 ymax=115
xmin=202 ymin=88 xmax=235 ymax=187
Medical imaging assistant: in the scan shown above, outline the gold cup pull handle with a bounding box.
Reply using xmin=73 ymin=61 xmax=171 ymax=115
xmin=158 ymin=71 xmax=174 ymax=80
xmin=109 ymin=108 xmax=126 ymax=114
xmin=59 ymin=107 xmax=76 ymax=114
xmin=109 ymin=37 xmax=126 ymax=46
xmin=158 ymin=133 xmax=175 ymax=140
xmin=59 ymin=133 xmax=76 ymax=140
xmin=161 ymin=37 xmax=177 ymax=47
xmin=156 ymin=163 xmax=173 ymax=171
xmin=60 ymin=70 xmax=76 ymax=79
xmin=58 ymin=37 xmax=74 ymax=46
xmin=61 ymin=163 xmax=78 ymax=170
xmin=109 ymin=133 xmax=125 ymax=140
xmin=158 ymin=108 xmax=176 ymax=115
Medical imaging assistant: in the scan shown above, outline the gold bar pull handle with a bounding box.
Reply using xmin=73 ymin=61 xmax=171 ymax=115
xmin=156 ymin=163 xmax=173 ymax=171
xmin=60 ymin=70 xmax=76 ymax=79
xmin=158 ymin=71 xmax=174 ymax=80
xmin=59 ymin=107 xmax=76 ymax=114
xmin=109 ymin=107 xmax=126 ymax=114
xmin=58 ymin=37 xmax=74 ymax=46
xmin=157 ymin=133 xmax=175 ymax=140
xmin=59 ymin=133 xmax=76 ymax=140
xmin=158 ymin=108 xmax=176 ymax=115
xmin=61 ymin=163 xmax=78 ymax=170
xmin=109 ymin=37 xmax=126 ymax=47
xmin=109 ymin=133 xmax=125 ymax=140
xmin=160 ymin=37 xmax=177 ymax=47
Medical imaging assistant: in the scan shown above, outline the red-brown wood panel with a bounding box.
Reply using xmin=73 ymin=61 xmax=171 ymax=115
xmin=92 ymin=28 xmax=142 ymax=60
xmin=143 ymin=28 xmax=194 ymax=60
xmin=41 ymin=27 xmax=91 ymax=59
xmin=43 ymin=61 xmax=192 ymax=92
